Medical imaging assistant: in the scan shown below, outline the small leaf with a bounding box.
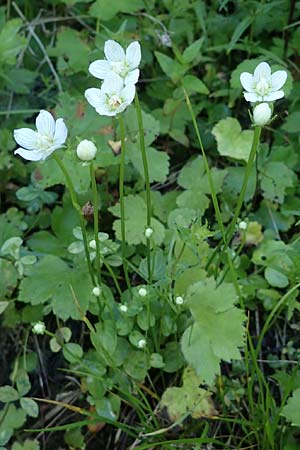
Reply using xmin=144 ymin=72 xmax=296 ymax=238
xmin=282 ymin=389 xmax=300 ymax=426
xmin=155 ymin=51 xmax=188 ymax=82
xmin=63 ymin=343 xmax=83 ymax=363
xmin=182 ymin=38 xmax=205 ymax=63
xmin=182 ymin=75 xmax=209 ymax=95
xmin=16 ymin=370 xmax=31 ymax=397
xmin=20 ymin=397 xmax=39 ymax=418
xmin=0 ymin=386 xmax=19 ymax=403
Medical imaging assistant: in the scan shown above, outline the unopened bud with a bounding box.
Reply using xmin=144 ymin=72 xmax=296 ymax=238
xmin=76 ymin=139 xmax=97 ymax=161
xmin=239 ymin=221 xmax=248 ymax=231
xmin=119 ymin=304 xmax=128 ymax=313
xmin=175 ymin=296 xmax=184 ymax=305
xmin=89 ymin=239 xmax=96 ymax=249
xmin=92 ymin=286 xmax=101 ymax=296
xmin=137 ymin=338 xmax=146 ymax=349
xmin=138 ymin=287 xmax=147 ymax=297
xmin=32 ymin=321 xmax=46 ymax=335
xmin=145 ymin=227 xmax=153 ymax=239
xmin=253 ymin=103 xmax=272 ymax=126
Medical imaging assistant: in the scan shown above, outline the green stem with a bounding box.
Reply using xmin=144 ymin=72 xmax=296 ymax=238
xmin=135 ymin=93 xmax=152 ymax=282
xmin=184 ymin=89 xmax=241 ymax=299
xmin=226 ymin=126 xmax=262 ymax=242
xmin=90 ymin=162 xmax=102 ymax=286
xmin=53 ymin=153 xmax=95 ymax=285
xmin=118 ymin=115 xmax=131 ymax=292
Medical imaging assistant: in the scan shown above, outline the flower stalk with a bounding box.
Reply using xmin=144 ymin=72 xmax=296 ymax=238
xmin=118 ymin=115 xmax=131 ymax=292
xmin=53 ymin=153 xmax=95 ymax=285
xmin=135 ymin=93 xmax=152 ymax=282
xmin=90 ymin=162 xmax=102 ymax=286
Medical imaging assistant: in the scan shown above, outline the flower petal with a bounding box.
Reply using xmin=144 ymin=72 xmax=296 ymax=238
xmin=35 ymin=110 xmax=55 ymax=136
xmin=95 ymin=105 xmax=117 ymax=116
xmin=254 ymin=62 xmax=271 ymax=82
xmin=243 ymin=92 xmax=260 ymax=102
xmin=271 ymin=70 xmax=287 ymax=91
xmin=13 ymin=128 xmax=37 ymax=150
xmin=125 ymin=41 xmax=141 ymax=68
xmin=14 ymin=148 xmax=44 ymax=161
xmin=125 ymin=69 xmax=140 ymax=85
xmin=263 ymin=90 xmax=285 ymax=101
xmin=54 ymin=118 xmax=68 ymax=145
xmin=104 ymin=40 xmax=125 ymax=62
xmin=102 ymin=74 xmax=123 ymax=94
xmin=122 ymin=84 xmax=136 ymax=106
xmin=85 ymin=88 xmax=105 ymax=108
xmin=240 ymin=72 xmax=255 ymax=92
xmin=89 ymin=59 xmax=110 ymax=79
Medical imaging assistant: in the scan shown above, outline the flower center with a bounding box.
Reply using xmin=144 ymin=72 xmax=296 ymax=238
xmin=36 ymin=133 xmax=54 ymax=151
xmin=255 ymin=77 xmax=270 ymax=96
xmin=110 ymin=61 xmax=130 ymax=78
xmin=107 ymin=94 xmax=123 ymax=111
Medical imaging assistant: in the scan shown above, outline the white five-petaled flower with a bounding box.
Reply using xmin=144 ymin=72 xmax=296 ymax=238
xmin=85 ymin=74 xmax=135 ymax=117
xmin=240 ymin=62 xmax=287 ymax=102
xmin=89 ymin=40 xmax=141 ymax=86
xmin=13 ymin=110 xmax=68 ymax=161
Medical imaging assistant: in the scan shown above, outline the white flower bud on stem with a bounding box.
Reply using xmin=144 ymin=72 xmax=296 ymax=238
xmin=253 ymin=103 xmax=272 ymax=126
xmin=239 ymin=221 xmax=248 ymax=231
xmin=175 ymin=296 xmax=184 ymax=305
xmin=92 ymin=286 xmax=101 ymax=296
xmin=138 ymin=287 xmax=147 ymax=297
xmin=89 ymin=239 xmax=96 ymax=249
xmin=137 ymin=338 xmax=146 ymax=349
xmin=76 ymin=140 xmax=97 ymax=161
xmin=32 ymin=321 xmax=46 ymax=335
xmin=145 ymin=227 xmax=153 ymax=239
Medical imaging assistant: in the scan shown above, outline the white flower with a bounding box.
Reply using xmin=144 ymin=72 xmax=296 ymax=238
xmin=240 ymin=62 xmax=287 ymax=102
xmin=137 ymin=338 xmax=146 ymax=349
xmin=119 ymin=304 xmax=128 ymax=313
xmin=85 ymin=74 xmax=135 ymax=117
xmin=145 ymin=227 xmax=153 ymax=239
xmin=89 ymin=40 xmax=141 ymax=86
xmin=13 ymin=110 xmax=68 ymax=161
xmin=253 ymin=102 xmax=272 ymax=126
xmin=138 ymin=287 xmax=148 ymax=297
xmin=175 ymin=296 xmax=184 ymax=305
xmin=32 ymin=321 xmax=46 ymax=335
xmin=76 ymin=139 xmax=97 ymax=161
xmin=92 ymin=286 xmax=101 ymax=296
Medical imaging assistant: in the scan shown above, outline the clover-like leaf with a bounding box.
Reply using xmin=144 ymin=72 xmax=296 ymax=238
xmin=212 ymin=118 xmax=254 ymax=162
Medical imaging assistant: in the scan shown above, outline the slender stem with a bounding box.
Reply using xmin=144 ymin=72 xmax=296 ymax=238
xmin=205 ymin=126 xmax=262 ymax=272
xmin=53 ymin=153 xmax=95 ymax=285
xmin=135 ymin=93 xmax=152 ymax=282
xmin=255 ymin=282 xmax=300 ymax=359
xmin=90 ymin=162 xmax=102 ymax=286
xmin=184 ymin=89 xmax=241 ymax=298
xmin=226 ymin=126 xmax=262 ymax=243
xmin=118 ymin=115 xmax=131 ymax=292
